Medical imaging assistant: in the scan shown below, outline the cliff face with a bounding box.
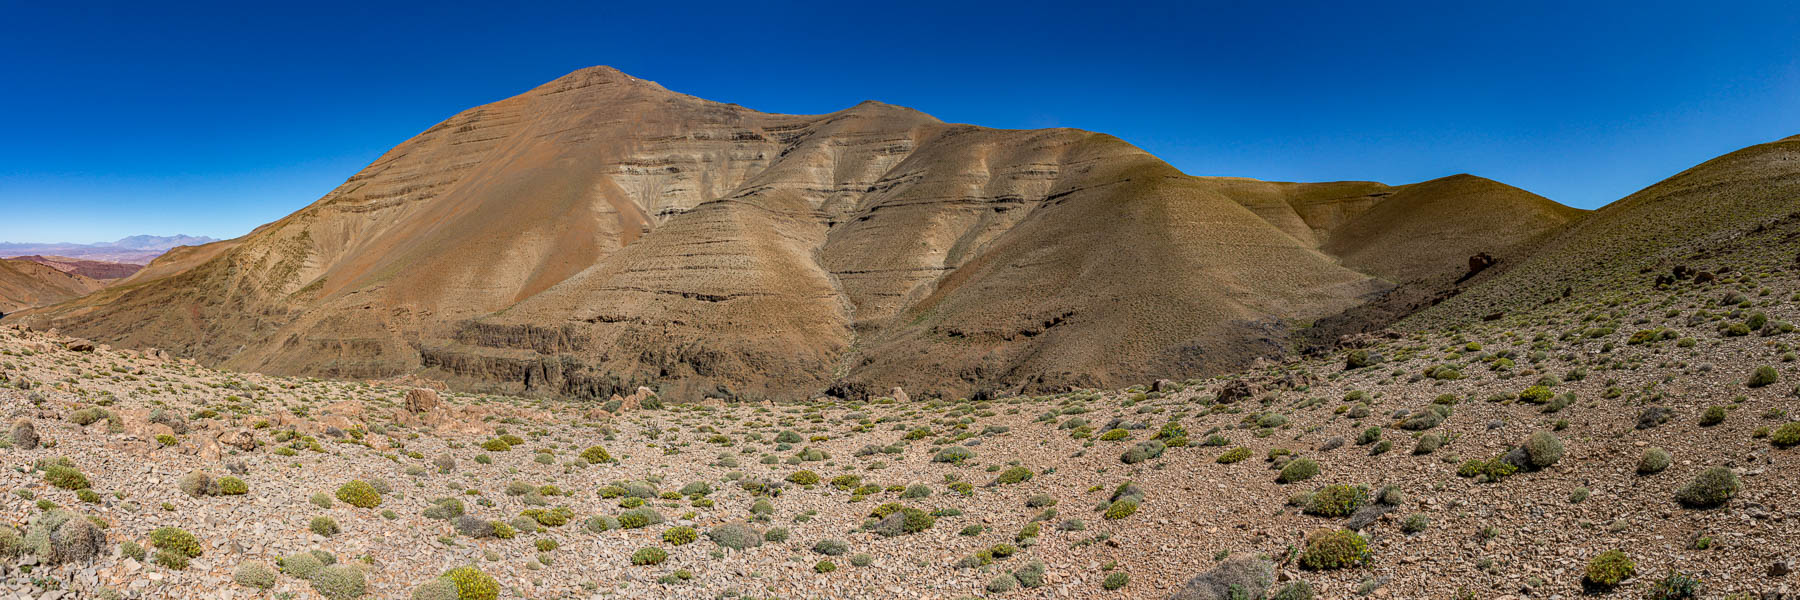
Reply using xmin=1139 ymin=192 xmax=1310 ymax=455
xmin=9 ymin=66 xmax=1585 ymax=400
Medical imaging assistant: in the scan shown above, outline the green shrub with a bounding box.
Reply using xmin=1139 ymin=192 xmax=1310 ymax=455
xmin=1299 ymin=529 xmax=1368 ymax=570
xmin=1270 ymin=581 xmax=1315 ymax=600
xmin=441 ymin=566 xmax=500 ymax=600
xmin=1097 ymin=428 xmax=1130 ymax=441
xmin=630 ymin=547 xmax=667 ymax=565
xmin=1277 ymin=458 xmax=1319 ymax=483
xmin=1102 ymin=571 xmax=1129 ymax=590
xmin=1771 ymin=422 xmax=1800 ymax=448
xmin=812 ymin=538 xmax=849 ymax=556
xmin=149 ymin=526 xmax=201 ymax=559
xmin=1120 ymin=440 xmax=1165 ymax=464
xmin=1515 ymin=431 xmax=1564 ymax=470
xmin=1303 ymin=485 xmax=1368 ymax=518
xmin=662 ymin=526 xmax=697 ymax=545
xmin=1413 ymin=433 xmax=1442 ymax=455
xmin=932 ymin=446 xmax=974 ymax=464
xmin=336 ymin=480 xmax=382 ymax=508
xmin=1216 ymin=447 xmax=1252 ymax=464
xmin=310 ymin=516 xmax=340 ymax=536
xmin=995 ymin=466 xmax=1033 ymax=484
xmin=1748 ymin=366 xmax=1779 ymax=388
xmin=311 ymin=564 xmax=367 ymax=600
xmin=1457 ymin=456 xmax=1518 ymax=481
xmin=43 ymin=465 xmax=90 ymax=491
xmin=1643 ymin=572 xmax=1701 ymax=600
xmin=1584 ymin=550 xmax=1635 ymax=587
xmin=1674 ymin=467 xmax=1740 ymax=508
xmin=1518 ymin=386 xmax=1553 ymax=404
xmin=1103 ymin=499 xmax=1138 ymax=520
xmin=1637 ymin=448 xmax=1671 ymax=475
xmin=787 ymin=470 xmax=820 ymax=485
xmin=705 ymin=523 xmax=764 ymax=550
xmin=1401 ymin=513 xmax=1429 ymax=534
xmin=815 ymin=559 xmax=837 ymax=573
xmin=1700 ymin=406 xmax=1727 ymax=427
xmin=986 ymin=573 xmax=1019 ymax=592
xmin=153 ymin=549 xmax=190 ymax=570
xmin=618 ymin=508 xmax=661 ymax=529
xmin=580 ymin=446 xmax=613 ymax=463
xmin=233 ymin=560 xmax=277 ymax=589
xmin=279 ymin=552 xmax=324 ymax=578
xmin=217 ymin=476 xmax=248 ymax=495
xmin=69 ymin=407 xmax=110 ymax=426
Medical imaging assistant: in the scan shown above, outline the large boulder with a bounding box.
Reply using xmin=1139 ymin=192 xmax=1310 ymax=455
xmin=404 ymin=388 xmax=441 ymax=414
xmin=218 ymin=429 xmax=257 ymax=452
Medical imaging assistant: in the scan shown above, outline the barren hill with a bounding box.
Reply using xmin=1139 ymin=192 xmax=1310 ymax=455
xmin=1408 ymin=134 xmax=1800 ymax=329
xmin=0 ymin=258 xmax=102 ymax=314
xmin=5 ymin=66 xmax=1583 ymax=400
xmin=6 ymin=255 xmax=143 ymax=280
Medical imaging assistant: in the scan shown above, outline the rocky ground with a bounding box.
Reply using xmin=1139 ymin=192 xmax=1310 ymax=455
xmin=1 ymin=265 xmax=1798 ymax=600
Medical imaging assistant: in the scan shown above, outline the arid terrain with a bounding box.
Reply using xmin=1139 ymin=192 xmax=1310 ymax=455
xmin=2 ymin=223 xmax=1798 ymax=598
xmin=1 ymin=66 xmax=1797 ymax=600
xmin=3 ymin=67 xmax=1586 ymax=403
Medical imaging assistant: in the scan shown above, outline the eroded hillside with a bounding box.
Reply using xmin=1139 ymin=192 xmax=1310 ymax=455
xmin=4 ymin=66 xmax=1587 ymax=401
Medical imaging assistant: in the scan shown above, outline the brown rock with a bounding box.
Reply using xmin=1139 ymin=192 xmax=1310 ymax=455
xmin=64 ymin=339 xmax=95 ymax=352
xmin=891 ymin=387 xmax=910 ymax=403
xmin=1215 ymin=380 xmax=1256 ymax=404
xmin=217 ymin=429 xmax=257 ymax=451
xmin=404 ymin=388 xmax=441 ymax=414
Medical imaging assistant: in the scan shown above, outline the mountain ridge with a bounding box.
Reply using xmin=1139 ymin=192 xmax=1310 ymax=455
xmin=6 ymin=66 xmax=1588 ymax=400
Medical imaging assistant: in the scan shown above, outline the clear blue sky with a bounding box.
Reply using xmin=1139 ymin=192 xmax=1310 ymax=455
xmin=3 ymin=1 xmax=1797 ymax=243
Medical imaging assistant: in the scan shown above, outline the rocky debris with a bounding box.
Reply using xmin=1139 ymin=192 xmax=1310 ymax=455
xmin=0 ymin=280 xmax=1797 ymax=600
xmin=1214 ymin=379 xmax=1255 ymax=404
xmin=1457 ymin=252 xmax=1498 ymax=283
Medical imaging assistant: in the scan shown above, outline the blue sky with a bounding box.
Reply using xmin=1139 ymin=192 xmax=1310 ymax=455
xmin=2 ymin=1 xmax=1797 ymax=243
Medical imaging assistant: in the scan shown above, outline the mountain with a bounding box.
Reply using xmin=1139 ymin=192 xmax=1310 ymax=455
xmin=0 ymin=258 xmax=102 ymax=314
xmin=3 ymin=66 xmax=1584 ymax=400
xmin=8 ymin=255 xmax=143 ymax=280
xmin=102 ymin=234 xmax=218 ymax=250
xmin=1408 ymin=134 xmax=1800 ymax=329
xmin=0 ymin=234 xmax=218 ymax=265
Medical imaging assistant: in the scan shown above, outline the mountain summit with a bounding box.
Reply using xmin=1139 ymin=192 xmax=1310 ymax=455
xmin=6 ymin=67 xmax=1585 ymax=400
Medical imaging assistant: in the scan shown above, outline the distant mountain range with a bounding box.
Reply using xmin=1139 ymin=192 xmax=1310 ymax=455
xmin=0 ymin=235 xmax=217 ymax=265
